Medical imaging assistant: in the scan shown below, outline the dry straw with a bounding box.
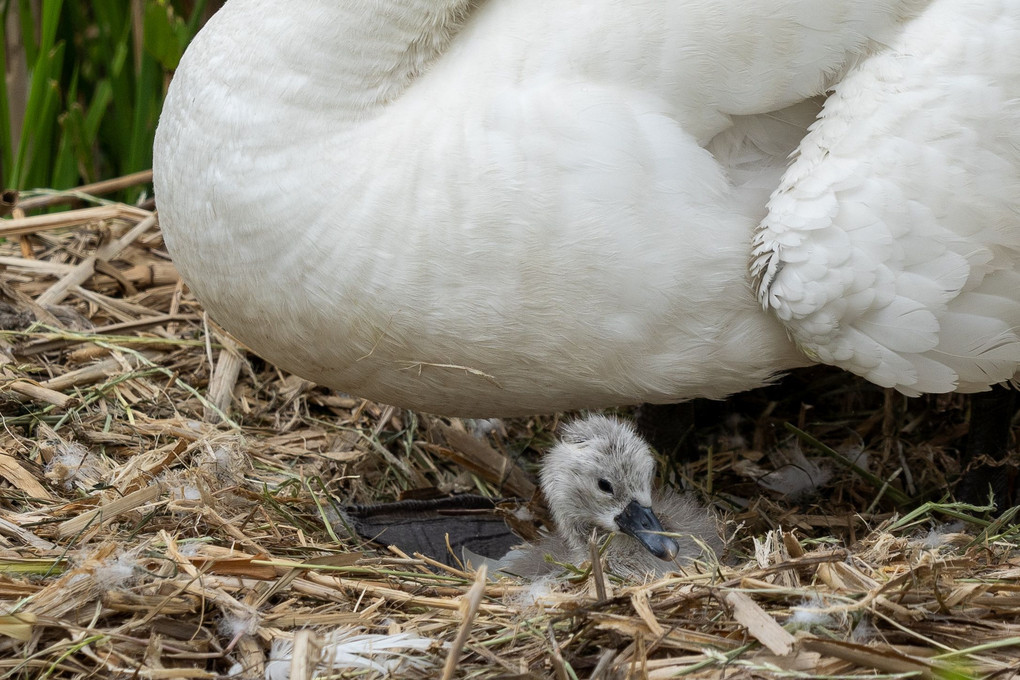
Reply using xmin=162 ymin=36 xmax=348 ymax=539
xmin=0 ymin=175 xmax=1019 ymax=678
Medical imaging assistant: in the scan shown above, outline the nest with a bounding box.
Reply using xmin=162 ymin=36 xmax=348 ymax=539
xmin=1 ymin=175 xmax=1019 ymax=679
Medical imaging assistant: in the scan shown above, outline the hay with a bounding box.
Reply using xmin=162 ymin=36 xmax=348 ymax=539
xmin=1 ymin=177 xmax=1019 ymax=679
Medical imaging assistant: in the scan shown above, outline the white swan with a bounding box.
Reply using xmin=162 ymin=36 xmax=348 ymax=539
xmin=502 ymin=415 xmax=720 ymax=579
xmin=154 ymin=0 xmax=1020 ymax=417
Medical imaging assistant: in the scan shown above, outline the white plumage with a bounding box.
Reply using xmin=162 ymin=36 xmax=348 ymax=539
xmin=752 ymin=0 xmax=1020 ymax=395
xmin=154 ymin=0 xmax=1020 ymax=416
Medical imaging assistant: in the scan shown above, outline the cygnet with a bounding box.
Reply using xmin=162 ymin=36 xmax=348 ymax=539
xmin=503 ymin=415 xmax=721 ymax=579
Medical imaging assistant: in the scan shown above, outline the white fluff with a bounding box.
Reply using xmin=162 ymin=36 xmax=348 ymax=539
xmin=45 ymin=442 xmax=106 ymax=491
xmin=914 ymin=521 xmax=969 ymax=549
xmin=265 ymin=629 xmax=438 ymax=680
xmin=788 ymin=594 xmax=836 ymax=629
xmin=92 ymin=550 xmax=140 ymax=589
xmin=466 ymin=418 xmax=506 ymax=439
xmin=510 ymin=574 xmax=562 ymax=608
xmin=159 ymin=470 xmax=203 ymax=501
xmin=757 ymin=445 xmax=834 ymax=498
xmin=852 ymin=617 xmax=876 ymax=642
xmin=219 ymin=608 xmax=260 ymax=639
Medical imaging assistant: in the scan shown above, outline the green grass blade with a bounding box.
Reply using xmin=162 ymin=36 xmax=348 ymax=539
xmin=13 ymin=42 xmax=66 ymax=189
xmin=37 ymin=0 xmax=65 ymax=53
xmin=15 ymin=0 xmax=39 ymax=64
xmin=4 ymin=1 xmax=209 ymax=192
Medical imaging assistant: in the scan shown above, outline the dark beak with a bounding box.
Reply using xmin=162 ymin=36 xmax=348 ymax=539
xmin=615 ymin=499 xmax=679 ymax=561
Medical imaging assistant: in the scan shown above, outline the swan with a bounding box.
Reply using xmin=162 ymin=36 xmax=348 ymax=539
xmin=501 ymin=415 xmax=720 ymax=579
xmin=153 ymin=0 xmax=1020 ymax=417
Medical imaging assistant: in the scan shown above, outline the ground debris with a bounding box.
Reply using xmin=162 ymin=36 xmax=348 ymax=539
xmin=0 ymin=183 xmax=1018 ymax=678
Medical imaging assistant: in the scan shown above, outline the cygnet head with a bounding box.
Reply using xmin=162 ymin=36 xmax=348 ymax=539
xmin=540 ymin=415 xmax=680 ymax=562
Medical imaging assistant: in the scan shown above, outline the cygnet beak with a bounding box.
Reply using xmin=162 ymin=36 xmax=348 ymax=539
xmin=615 ymin=499 xmax=680 ymax=561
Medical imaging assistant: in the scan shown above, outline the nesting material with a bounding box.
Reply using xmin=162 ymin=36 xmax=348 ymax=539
xmin=1 ymin=185 xmax=1020 ymax=678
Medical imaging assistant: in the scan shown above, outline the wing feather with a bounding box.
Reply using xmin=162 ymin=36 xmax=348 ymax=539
xmin=752 ymin=0 xmax=1020 ymax=394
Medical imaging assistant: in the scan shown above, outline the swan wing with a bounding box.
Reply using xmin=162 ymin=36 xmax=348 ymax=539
xmin=752 ymin=0 xmax=1020 ymax=394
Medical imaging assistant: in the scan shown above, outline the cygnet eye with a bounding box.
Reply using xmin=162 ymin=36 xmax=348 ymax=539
xmin=597 ymin=478 xmax=614 ymax=494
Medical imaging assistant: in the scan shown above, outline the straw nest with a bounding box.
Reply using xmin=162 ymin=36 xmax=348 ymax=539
xmin=1 ymin=174 xmax=1020 ymax=679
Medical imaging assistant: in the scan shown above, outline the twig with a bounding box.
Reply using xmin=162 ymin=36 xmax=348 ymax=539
xmin=37 ymin=212 xmax=158 ymax=306
xmin=0 ymin=204 xmax=151 ymax=238
xmin=15 ymin=170 xmax=153 ymax=211
xmin=441 ymin=564 xmax=487 ymax=680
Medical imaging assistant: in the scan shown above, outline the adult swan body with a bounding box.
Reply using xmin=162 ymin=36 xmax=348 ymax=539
xmin=154 ymin=0 xmax=1020 ymax=417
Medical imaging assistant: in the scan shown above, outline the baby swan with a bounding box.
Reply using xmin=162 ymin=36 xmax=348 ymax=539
xmin=505 ymin=415 xmax=720 ymax=579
